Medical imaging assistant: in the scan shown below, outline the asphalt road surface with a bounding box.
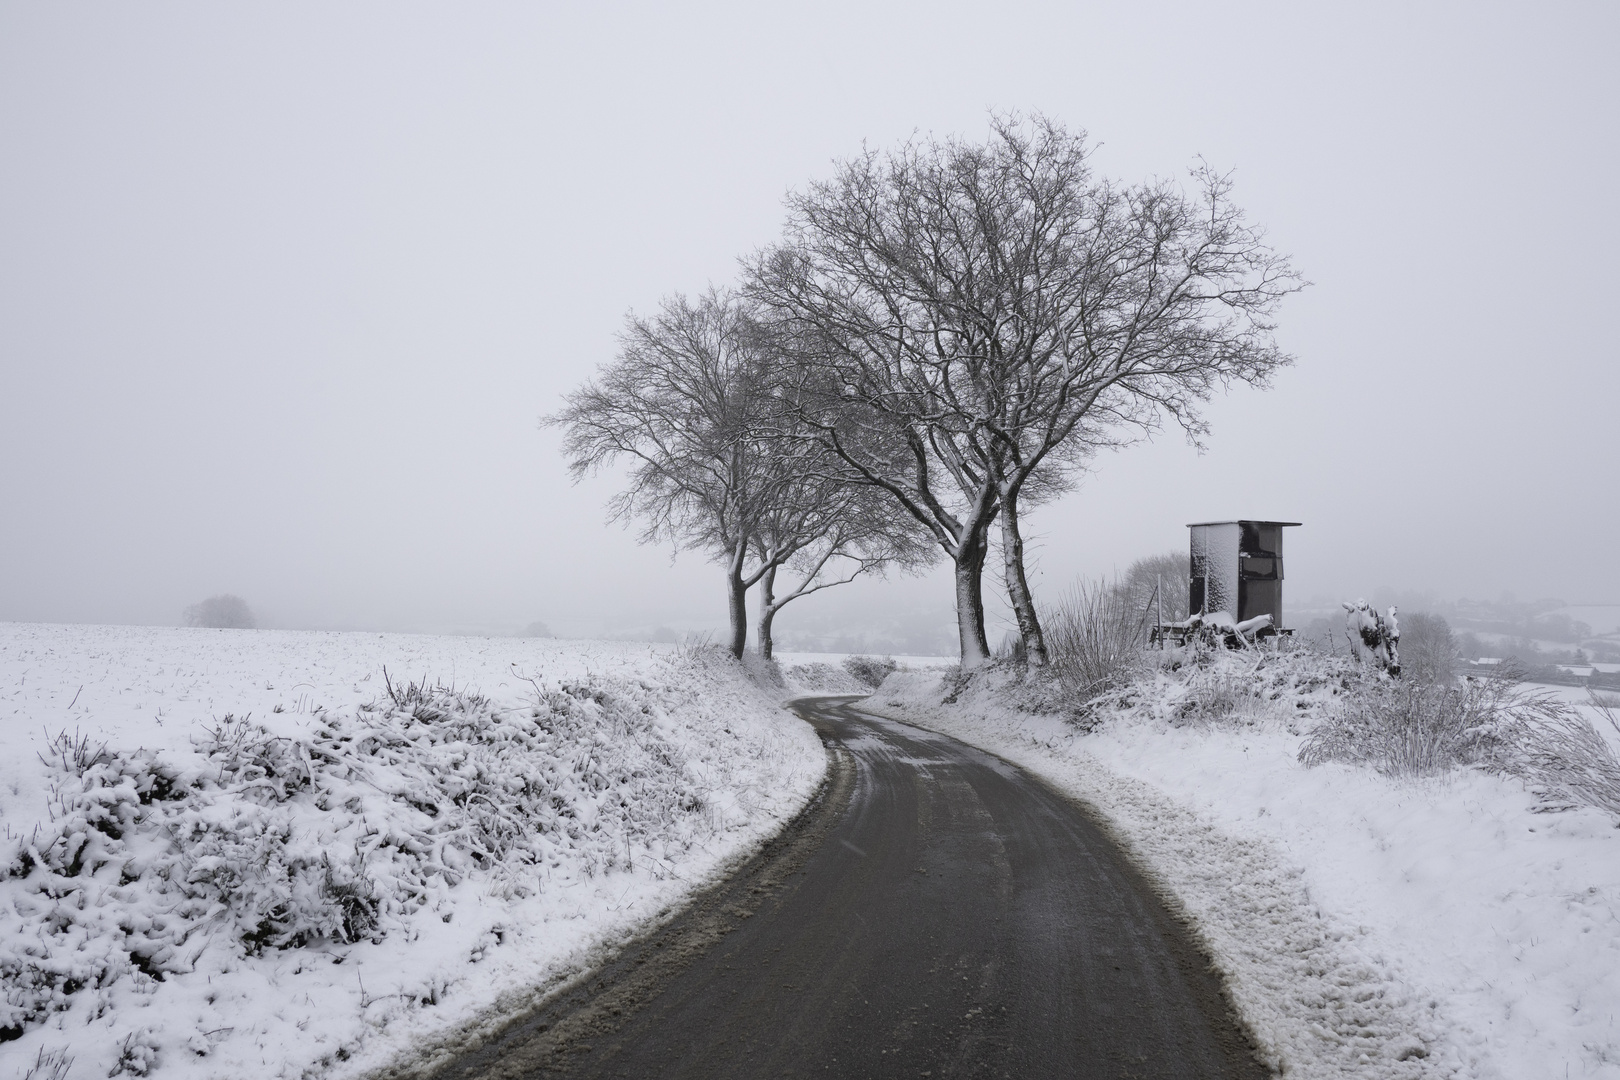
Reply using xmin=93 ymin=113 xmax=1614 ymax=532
xmin=436 ymin=695 xmax=1265 ymax=1080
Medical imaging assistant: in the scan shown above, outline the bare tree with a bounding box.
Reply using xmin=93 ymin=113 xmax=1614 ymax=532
xmin=551 ymin=289 xmax=926 ymax=659
xmin=747 ymin=286 xmax=1011 ymax=668
xmin=750 ymin=114 xmax=1300 ymax=668
xmin=751 ymin=474 xmax=933 ymax=659
xmin=551 ymin=289 xmax=769 ymax=658
xmin=184 ymin=594 xmax=256 ymax=629
xmin=1115 ymin=551 xmax=1193 ymax=625
xmin=1401 ymin=612 xmax=1459 ymax=684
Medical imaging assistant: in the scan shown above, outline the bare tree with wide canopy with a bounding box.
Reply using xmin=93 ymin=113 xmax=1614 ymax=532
xmin=551 ymin=289 xmax=926 ymax=659
xmin=749 ymin=115 xmax=1302 ymax=668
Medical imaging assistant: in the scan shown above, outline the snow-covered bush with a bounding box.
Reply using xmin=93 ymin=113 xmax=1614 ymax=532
xmin=930 ymin=632 xmax=1362 ymax=732
xmin=841 ymin=654 xmax=897 ymax=688
xmin=1043 ymin=579 xmax=1146 ymax=705
xmin=1048 ymin=635 xmax=1620 ymax=821
xmin=1298 ymin=672 xmax=1527 ymax=776
xmin=1503 ymin=691 xmax=1620 ymax=817
xmin=1300 ymin=669 xmax=1620 ymax=816
xmin=1101 ymin=644 xmax=1363 ymax=730
xmin=0 ymin=671 xmax=723 ymax=1043
xmin=1173 ymin=665 xmax=1255 ymax=725
xmin=739 ymin=650 xmax=786 ymax=689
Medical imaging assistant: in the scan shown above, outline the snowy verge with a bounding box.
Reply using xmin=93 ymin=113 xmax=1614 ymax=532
xmin=775 ymin=652 xmax=955 ymax=701
xmin=0 ymin=624 xmax=825 ymax=1080
xmin=778 ymin=661 xmax=869 ymax=697
xmin=872 ymin=660 xmax=1620 ymax=1080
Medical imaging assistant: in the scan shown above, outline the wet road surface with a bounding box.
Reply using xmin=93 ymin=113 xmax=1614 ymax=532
xmin=435 ymin=696 xmax=1264 ymax=1079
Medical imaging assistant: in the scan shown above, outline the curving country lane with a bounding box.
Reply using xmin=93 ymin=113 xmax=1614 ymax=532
xmin=434 ymin=695 xmax=1265 ymax=1080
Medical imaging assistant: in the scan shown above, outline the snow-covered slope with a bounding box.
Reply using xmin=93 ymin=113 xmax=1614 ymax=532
xmin=0 ymin=624 xmax=824 ymax=1080
xmin=875 ymin=660 xmax=1620 ymax=1080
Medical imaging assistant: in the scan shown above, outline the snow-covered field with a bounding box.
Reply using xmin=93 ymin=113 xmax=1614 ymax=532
xmin=0 ymin=623 xmax=824 ymax=1080
xmin=876 ymin=659 xmax=1620 ymax=1080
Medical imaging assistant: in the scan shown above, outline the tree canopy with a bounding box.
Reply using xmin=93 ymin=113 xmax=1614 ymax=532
xmin=747 ymin=115 xmax=1301 ymax=666
xmin=553 ymin=114 xmax=1300 ymax=669
xmin=551 ymin=289 xmax=928 ymax=658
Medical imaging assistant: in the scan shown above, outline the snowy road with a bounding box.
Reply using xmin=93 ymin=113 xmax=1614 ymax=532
xmin=433 ymin=695 xmax=1262 ymax=1079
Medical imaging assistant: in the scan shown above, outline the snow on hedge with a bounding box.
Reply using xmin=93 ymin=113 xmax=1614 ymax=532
xmin=0 ymin=624 xmax=823 ymax=1079
xmin=875 ymin=654 xmax=1620 ymax=1080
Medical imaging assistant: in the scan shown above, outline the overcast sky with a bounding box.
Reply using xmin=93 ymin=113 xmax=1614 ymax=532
xmin=2 ymin=1 xmax=1616 ymax=644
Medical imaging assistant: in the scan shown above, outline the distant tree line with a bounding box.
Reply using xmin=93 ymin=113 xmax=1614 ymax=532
xmin=552 ymin=115 xmax=1300 ymax=668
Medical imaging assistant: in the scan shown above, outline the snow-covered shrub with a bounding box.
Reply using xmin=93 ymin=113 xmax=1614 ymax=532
xmin=1502 ymin=691 xmax=1620 ymax=817
xmin=1174 ymin=666 xmax=1252 ymax=724
xmin=1043 ymin=579 xmax=1147 ymax=704
xmin=1096 ymin=645 xmax=1363 ymax=731
xmin=1298 ymin=675 xmax=1519 ymax=776
xmin=1299 ymin=671 xmax=1620 ymax=809
xmin=933 ymin=632 xmax=1360 ymax=732
xmin=1341 ymin=599 xmax=1400 ymax=673
xmin=1 ymin=672 xmax=722 ymax=1042
xmin=842 ymin=654 xmax=897 ymax=688
xmin=740 ymin=650 xmax=786 ymax=689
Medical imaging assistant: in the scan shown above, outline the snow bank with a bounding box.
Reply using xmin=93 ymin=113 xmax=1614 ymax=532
xmin=0 ymin=624 xmax=823 ymax=1079
xmin=874 ymin=656 xmax=1620 ymax=1080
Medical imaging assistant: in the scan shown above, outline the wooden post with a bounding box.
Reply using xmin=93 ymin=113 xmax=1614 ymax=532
xmin=1156 ymin=575 xmax=1164 ymax=650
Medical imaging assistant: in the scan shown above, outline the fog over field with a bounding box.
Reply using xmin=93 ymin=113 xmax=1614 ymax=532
xmin=2 ymin=2 xmax=1615 ymax=644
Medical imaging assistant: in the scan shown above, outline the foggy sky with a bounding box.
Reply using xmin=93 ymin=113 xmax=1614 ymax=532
xmin=2 ymin=1 xmax=1616 ymax=644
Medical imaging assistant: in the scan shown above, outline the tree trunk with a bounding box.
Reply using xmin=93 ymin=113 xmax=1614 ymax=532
xmin=999 ymin=485 xmax=1049 ymax=667
xmin=727 ymin=539 xmax=749 ymax=660
xmin=954 ymin=527 xmax=993 ymax=670
xmin=757 ymin=564 xmax=777 ymax=661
